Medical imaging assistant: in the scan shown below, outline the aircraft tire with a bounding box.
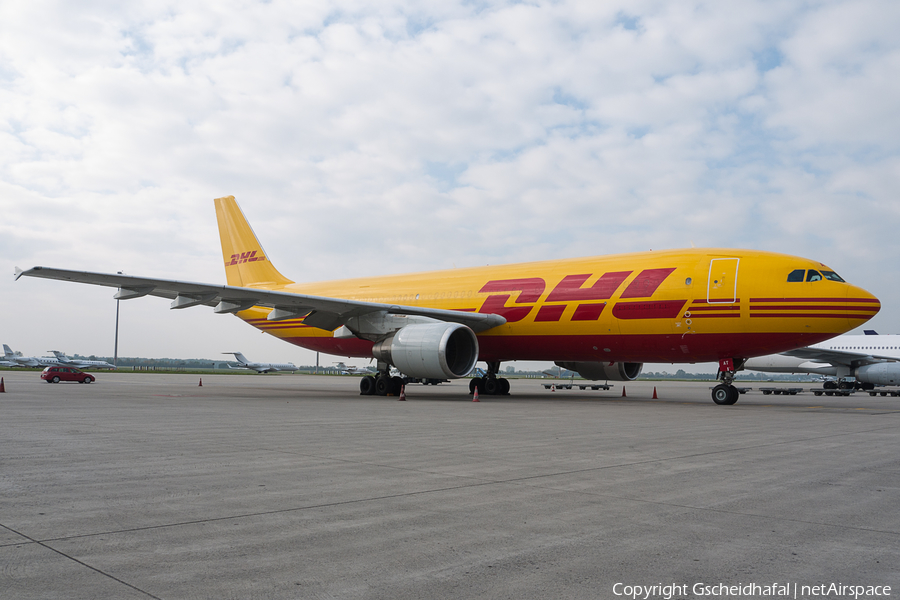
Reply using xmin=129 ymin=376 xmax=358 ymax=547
xmin=390 ymin=376 xmax=404 ymax=396
xmin=712 ymin=384 xmax=738 ymax=405
xmin=375 ymin=376 xmax=390 ymax=396
xmin=469 ymin=378 xmax=481 ymax=394
xmin=484 ymin=378 xmax=500 ymax=395
xmin=499 ymin=378 xmax=510 ymax=395
xmin=360 ymin=376 xmax=376 ymax=396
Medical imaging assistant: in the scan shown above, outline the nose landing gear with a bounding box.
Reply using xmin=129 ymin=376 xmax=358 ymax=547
xmin=711 ymin=358 xmax=744 ymax=405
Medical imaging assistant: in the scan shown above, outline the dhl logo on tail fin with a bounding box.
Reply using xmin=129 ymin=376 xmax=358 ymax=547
xmin=214 ymin=196 xmax=293 ymax=288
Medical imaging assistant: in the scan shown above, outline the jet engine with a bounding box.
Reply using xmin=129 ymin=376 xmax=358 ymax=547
xmin=555 ymin=361 xmax=643 ymax=381
xmin=854 ymin=363 xmax=900 ymax=386
xmin=372 ymin=322 xmax=479 ymax=379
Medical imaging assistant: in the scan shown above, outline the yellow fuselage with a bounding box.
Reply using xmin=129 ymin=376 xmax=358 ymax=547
xmin=236 ymin=248 xmax=879 ymax=364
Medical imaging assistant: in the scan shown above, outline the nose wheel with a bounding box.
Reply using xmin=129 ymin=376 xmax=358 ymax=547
xmin=711 ymin=358 xmax=743 ymax=405
xmin=711 ymin=383 xmax=739 ymax=405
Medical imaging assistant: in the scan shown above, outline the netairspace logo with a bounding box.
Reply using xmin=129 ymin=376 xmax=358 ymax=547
xmin=612 ymin=582 xmax=892 ymax=599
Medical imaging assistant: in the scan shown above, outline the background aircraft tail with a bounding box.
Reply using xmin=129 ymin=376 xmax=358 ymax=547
xmin=214 ymin=196 xmax=293 ymax=288
xmin=3 ymin=344 xmax=15 ymax=358
xmin=224 ymin=352 xmax=250 ymax=364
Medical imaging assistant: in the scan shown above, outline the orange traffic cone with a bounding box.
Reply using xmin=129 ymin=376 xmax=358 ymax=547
xmin=0 ymin=377 xmax=5 ymax=393
xmin=652 ymin=386 xmax=658 ymax=399
xmin=398 ymin=385 xmax=406 ymax=401
xmin=621 ymin=386 xmax=626 ymax=397
xmin=199 ymin=378 xmax=203 ymax=387
xmin=473 ymin=388 xmax=480 ymax=402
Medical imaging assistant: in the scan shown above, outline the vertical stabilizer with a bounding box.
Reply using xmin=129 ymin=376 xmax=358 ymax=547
xmin=226 ymin=352 xmax=250 ymax=364
xmin=214 ymin=196 xmax=293 ymax=288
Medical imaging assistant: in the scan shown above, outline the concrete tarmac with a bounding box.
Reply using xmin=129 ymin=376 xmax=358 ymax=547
xmin=1 ymin=371 xmax=898 ymax=599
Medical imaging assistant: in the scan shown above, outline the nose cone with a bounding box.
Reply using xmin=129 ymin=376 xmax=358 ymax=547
xmin=847 ymin=283 xmax=881 ymax=326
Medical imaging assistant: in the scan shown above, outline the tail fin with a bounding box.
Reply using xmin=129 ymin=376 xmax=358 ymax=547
xmin=224 ymin=352 xmax=250 ymax=364
xmin=3 ymin=344 xmax=14 ymax=358
xmin=214 ymin=196 xmax=293 ymax=288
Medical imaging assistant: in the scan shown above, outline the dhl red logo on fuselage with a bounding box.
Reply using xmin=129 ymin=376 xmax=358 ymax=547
xmin=477 ymin=268 xmax=681 ymax=322
xmin=226 ymin=250 xmax=267 ymax=266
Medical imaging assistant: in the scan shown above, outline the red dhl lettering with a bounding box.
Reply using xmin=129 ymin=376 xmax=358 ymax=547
xmin=226 ymin=250 xmax=267 ymax=266
xmin=479 ymin=269 xmax=677 ymax=323
xmin=477 ymin=278 xmax=545 ymax=322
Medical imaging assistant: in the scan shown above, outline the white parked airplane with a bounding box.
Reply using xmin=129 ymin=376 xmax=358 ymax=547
xmin=743 ymin=331 xmax=900 ymax=389
xmin=3 ymin=344 xmax=53 ymax=368
xmin=1 ymin=345 xmax=18 ymax=367
xmin=334 ymin=362 xmax=375 ymax=375
xmin=223 ymin=352 xmax=297 ymax=373
xmin=50 ymin=351 xmax=117 ymax=370
xmin=4 ymin=345 xmax=116 ymax=369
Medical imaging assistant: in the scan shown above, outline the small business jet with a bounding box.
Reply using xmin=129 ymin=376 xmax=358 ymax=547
xmin=50 ymin=351 xmax=116 ymax=370
xmin=335 ymin=362 xmax=375 ymax=375
xmin=223 ymin=352 xmax=297 ymax=373
xmin=16 ymin=196 xmax=880 ymax=404
xmin=2 ymin=344 xmax=53 ymax=368
xmin=743 ymin=331 xmax=900 ymax=389
xmin=1 ymin=345 xmax=18 ymax=367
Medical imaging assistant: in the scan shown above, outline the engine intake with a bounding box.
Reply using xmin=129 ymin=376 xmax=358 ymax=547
xmin=372 ymin=322 xmax=479 ymax=379
xmin=555 ymin=361 xmax=643 ymax=381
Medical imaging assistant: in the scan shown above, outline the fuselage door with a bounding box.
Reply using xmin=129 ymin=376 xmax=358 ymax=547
xmin=707 ymin=258 xmax=739 ymax=304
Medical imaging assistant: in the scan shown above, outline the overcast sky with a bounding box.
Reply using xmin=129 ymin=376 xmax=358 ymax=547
xmin=2 ymin=0 xmax=899 ymax=369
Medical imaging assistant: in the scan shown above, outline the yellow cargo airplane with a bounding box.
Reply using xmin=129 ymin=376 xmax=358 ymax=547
xmin=16 ymin=196 xmax=880 ymax=405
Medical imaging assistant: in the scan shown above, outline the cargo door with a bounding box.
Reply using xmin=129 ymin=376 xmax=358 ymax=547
xmin=707 ymin=258 xmax=739 ymax=304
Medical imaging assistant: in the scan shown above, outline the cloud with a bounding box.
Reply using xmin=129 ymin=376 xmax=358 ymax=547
xmin=2 ymin=0 xmax=898 ymax=364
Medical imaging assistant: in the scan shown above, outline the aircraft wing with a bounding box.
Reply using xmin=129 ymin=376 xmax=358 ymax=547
xmin=782 ymin=347 xmax=900 ymax=368
xmin=15 ymin=266 xmax=507 ymax=333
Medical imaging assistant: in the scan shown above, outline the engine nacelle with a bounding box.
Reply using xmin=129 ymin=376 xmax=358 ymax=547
xmin=854 ymin=363 xmax=900 ymax=386
xmin=372 ymin=322 xmax=479 ymax=379
xmin=555 ymin=361 xmax=643 ymax=381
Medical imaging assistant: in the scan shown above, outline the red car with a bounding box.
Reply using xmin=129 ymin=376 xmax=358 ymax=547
xmin=41 ymin=366 xmax=95 ymax=384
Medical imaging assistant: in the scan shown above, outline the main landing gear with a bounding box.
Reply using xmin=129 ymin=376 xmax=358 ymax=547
xmin=359 ymin=362 xmax=404 ymax=396
xmin=469 ymin=361 xmax=511 ymax=396
xmin=711 ymin=358 xmax=745 ymax=405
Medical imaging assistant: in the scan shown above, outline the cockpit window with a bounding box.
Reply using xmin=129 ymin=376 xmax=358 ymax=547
xmin=787 ymin=269 xmax=805 ymax=282
xmin=806 ymin=270 xmax=823 ymax=282
xmin=822 ymin=270 xmax=845 ymax=282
